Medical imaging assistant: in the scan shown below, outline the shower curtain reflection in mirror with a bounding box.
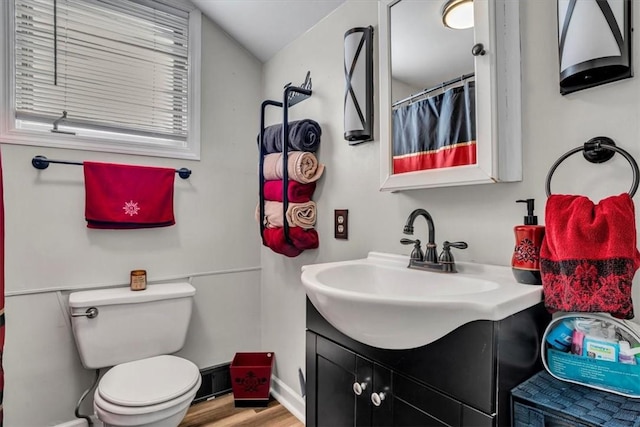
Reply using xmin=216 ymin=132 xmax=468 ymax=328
xmin=392 ymin=80 xmax=476 ymax=174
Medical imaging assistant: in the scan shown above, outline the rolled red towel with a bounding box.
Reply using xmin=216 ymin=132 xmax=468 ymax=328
xmin=262 ymin=227 xmax=319 ymax=257
xmin=263 ymin=180 xmax=316 ymax=203
xmin=540 ymin=193 xmax=640 ymax=319
xmin=287 ymin=226 xmax=319 ymax=250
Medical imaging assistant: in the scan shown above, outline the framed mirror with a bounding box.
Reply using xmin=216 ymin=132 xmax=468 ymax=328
xmin=379 ymin=0 xmax=522 ymax=191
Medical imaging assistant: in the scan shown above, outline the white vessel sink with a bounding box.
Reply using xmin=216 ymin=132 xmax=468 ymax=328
xmin=301 ymin=252 xmax=543 ymax=349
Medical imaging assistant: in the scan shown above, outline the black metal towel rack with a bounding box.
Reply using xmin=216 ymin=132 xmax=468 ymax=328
xmin=259 ymin=72 xmax=313 ymax=245
xmin=545 ymin=136 xmax=639 ymax=197
xmin=31 ymin=155 xmax=192 ymax=179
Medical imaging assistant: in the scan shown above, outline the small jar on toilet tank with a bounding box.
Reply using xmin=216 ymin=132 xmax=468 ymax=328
xmin=130 ymin=270 xmax=147 ymax=291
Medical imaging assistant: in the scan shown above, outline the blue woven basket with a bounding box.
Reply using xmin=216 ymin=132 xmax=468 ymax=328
xmin=512 ymin=370 xmax=640 ymax=427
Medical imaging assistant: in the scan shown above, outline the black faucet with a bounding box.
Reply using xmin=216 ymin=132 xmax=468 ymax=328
xmin=403 ymin=208 xmax=438 ymax=263
xmin=401 ymin=208 xmax=468 ymax=273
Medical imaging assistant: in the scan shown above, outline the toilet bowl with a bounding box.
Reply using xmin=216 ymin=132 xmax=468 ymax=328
xmin=92 ymin=355 xmax=201 ymax=427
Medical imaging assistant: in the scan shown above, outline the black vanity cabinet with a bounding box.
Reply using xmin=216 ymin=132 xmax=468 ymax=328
xmin=307 ymin=332 xmax=471 ymax=426
xmin=306 ymin=299 xmax=550 ymax=427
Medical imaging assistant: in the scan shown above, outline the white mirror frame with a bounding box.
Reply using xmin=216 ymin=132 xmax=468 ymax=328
xmin=379 ymin=0 xmax=522 ymax=191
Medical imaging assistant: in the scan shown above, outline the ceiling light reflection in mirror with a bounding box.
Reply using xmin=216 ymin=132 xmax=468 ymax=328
xmin=442 ymin=0 xmax=474 ymax=29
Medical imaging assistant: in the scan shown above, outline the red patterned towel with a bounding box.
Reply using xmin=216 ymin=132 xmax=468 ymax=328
xmin=540 ymin=194 xmax=640 ymax=319
xmin=262 ymin=227 xmax=319 ymax=257
xmin=84 ymin=162 xmax=176 ymax=229
xmin=263 ymin=180 xmax=316 ymax=203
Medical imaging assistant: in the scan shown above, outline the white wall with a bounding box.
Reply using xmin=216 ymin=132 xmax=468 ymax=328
xmin=2 ymin=15 xmax=264 ymax=426
xmin=262 ymin=0 xmax=640 ymax=412
xmin=392 ymin=77 xmax=420 ymax=104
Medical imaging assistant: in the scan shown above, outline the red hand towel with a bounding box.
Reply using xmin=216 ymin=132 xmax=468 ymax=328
xmin=263 ymin=180 xmax=316 ymax=203
xmin=262 ymin=227 xmax=319 ymax=257
xmin=84 ymin=162 xmax=176 ymax=229
xmin=540 ymin=193 xmax=640 ymax=319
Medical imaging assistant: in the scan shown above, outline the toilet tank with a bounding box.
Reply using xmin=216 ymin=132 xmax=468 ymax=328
xmin=69 ymin=282 xmax=195 ymax=369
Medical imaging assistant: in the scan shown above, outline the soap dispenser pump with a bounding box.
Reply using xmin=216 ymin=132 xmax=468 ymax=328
xmin=512 ymin=199 xmax=545 ymax=285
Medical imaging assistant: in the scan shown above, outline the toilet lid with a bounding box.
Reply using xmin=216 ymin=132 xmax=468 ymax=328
xmin=98 ymin=355 xmax=200 ymax=407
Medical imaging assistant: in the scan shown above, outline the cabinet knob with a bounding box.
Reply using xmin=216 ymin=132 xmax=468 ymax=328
xmin=371 ymin=392 xmax=386 ymax=407
xmin=352 ymin=381 xmax=368 ymax=396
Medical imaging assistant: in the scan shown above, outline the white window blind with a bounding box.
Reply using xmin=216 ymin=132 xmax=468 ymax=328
xmin=14 ymin=0 xmax=190 ymax=142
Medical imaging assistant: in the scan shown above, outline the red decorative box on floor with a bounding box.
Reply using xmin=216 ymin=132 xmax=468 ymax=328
xmin=230 ymin=352 xmax=274 ymax=407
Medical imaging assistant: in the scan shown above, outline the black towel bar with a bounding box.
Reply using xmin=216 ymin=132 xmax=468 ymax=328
xmin=545 ymin=137 xmax=639 ymax=197
xmin=31 ymin=155 xmax=192 ymax=179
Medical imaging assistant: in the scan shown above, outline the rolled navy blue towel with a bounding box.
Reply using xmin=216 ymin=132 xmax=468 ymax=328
xmin=259 ymin=119 xmax=321 ymax=153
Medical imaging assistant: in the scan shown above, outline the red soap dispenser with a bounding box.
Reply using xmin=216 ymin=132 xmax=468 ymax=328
xmin=512 ymin=199 xmax=545 ymax=285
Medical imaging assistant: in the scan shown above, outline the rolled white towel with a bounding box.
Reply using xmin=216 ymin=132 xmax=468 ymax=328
xmin=255 ymin=200 xmax=317 ymax=229
xmin=262 ymin=151 xmax=324 ymax=183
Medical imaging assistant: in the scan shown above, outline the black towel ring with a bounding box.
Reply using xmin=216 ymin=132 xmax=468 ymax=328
xmin=545 ymin=137 xmax=640 ymax=197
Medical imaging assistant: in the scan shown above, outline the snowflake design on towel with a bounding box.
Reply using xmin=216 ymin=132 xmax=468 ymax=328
xmin=122 ymin=200 xmax=140 ymax=217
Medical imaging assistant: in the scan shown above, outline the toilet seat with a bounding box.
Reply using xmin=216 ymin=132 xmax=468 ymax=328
xmin=94 ymin=355 xmax=201 ymax=426
xmin=94 ymin=379 xmax=200 ymax=426
xmin=98 ymin=355 xmax=200 ymax=407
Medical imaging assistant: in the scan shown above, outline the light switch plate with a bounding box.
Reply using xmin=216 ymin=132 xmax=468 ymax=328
xmin=334 ymin=209 xmax=348 ymax=239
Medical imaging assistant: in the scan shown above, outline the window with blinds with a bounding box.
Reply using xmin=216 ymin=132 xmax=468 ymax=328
xmin=3 ymin=0 xmax=201 ymax=159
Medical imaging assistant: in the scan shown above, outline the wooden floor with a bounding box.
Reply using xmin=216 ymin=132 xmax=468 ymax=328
xmin=179 ymin=393 xmax=304 ymax=427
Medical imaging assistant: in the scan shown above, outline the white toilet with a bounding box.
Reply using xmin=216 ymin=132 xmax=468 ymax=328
xmin=69 ymin=282 xmax=201 ymax=427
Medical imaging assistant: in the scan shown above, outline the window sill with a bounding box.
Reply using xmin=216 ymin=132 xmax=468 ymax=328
xmin=0 ymin=127 xmax=200 ymax=160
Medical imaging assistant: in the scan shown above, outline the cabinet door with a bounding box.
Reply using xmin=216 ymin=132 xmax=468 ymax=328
xmin=307 ymin=332 xmax=373 ymax=427
xmin=369 ymin=364 xmax=461 ymax=427
xmin=392 ymin=401 xmax=450 ymax=427
xmin=307 ymin=331 xmax=495 ymax=427
xmin=371 ymin=363 xmax=392 ymax=426
xmin=386 ymin=370 xmax=461 ymax=427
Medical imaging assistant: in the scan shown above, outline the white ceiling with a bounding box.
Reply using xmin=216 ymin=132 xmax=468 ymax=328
xmin=192 ymin=0 xmax=346 ymax=62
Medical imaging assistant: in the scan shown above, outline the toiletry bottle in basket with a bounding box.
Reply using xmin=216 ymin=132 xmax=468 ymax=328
xmin=512 ymin=199 xmax=545 ymax=285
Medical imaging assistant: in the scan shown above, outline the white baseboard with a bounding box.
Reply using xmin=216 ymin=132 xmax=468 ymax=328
xmin=53 ymin=416 xmax=101 ymax=427
xmin=270 ymin=375 xmax=305 ymax=423
xmin=53 ymin=421 xmax=86 ymax=427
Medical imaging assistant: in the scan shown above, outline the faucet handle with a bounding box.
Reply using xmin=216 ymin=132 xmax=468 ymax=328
xmin=444 ymin=241 xmax=468 ymax=250
xmin=400 ymin=238 xmax=419 ymax=245
xmin=439 ymin=241 xmax=468 ymax=271
xmin=400 ymin=238 xmax=424 ymax=261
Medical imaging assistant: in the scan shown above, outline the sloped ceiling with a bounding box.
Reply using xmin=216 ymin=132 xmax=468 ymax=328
xmin=192 ymin=0 xmax=346 ymax=62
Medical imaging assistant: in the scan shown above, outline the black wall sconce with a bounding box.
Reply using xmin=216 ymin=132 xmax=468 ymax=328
xmin=344 ymin=26 xmax=373 ymax=144
xmin=558 ymin=0 xmax=632 ymax=95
